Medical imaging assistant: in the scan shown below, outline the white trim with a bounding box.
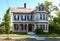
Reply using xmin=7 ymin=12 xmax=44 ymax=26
xmin=20 ymin=15 xmax=21 ymax=21
xmin=45 ymin=14 xmax=46 ymax=20
xmin=42 ymin=14 xmax=43 ymax=20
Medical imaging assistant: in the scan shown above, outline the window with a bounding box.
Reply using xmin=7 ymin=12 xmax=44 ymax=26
xmin=39 ymin=6 xmax=44 ymax=11
xmin=43 ymin=24 xmax=48 ymax=31
xmin=36 ymin=16 xmax=39 ymax=20
xmin=14 ymin=15 xmax=16 ymax=20
xmin=21 ymin=25 xmax=23 ymax=30
xmin=37 ymin=24 xmax=48 ymax=31
xmin=21 ymin=15 xmax=26 ymax=21
xmin=43 ymin=14 xmax=45 ymax=20
xmin=36 ymin=14 xmax=40 ymax=20
xmin=42 ymin=7 xmax=44 ymax=11
xmin=40 ymin=14 xmax=42 ymax=20
xmin=27 ymin=15 xmax=32 ymax=20
xmin=14 ymin=15 xmax=19 ymax=20
xmin=14 ymin=24 xmax=19 ymax=30
xmin=45 ymin=25 xmax=48 ymax=30
xmin=43 ymin=25 xmax=45 ymax=30
xmin=40 ymin=25 xmax=42 ymax=28
xmin=39 ymin=7 xmax=41 ymax=11
xmin=17 ymin=15 xmax=19 ymax=20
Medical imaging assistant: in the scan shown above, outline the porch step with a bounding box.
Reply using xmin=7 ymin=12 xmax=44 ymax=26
xmin=28 ymin=32 xmax=35 ymax=35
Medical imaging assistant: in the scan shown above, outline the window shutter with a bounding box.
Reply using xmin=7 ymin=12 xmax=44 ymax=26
xmin=31 ymin=15 xmax=32 ymax=20
xmin=18 ymin=15 xmax=19 ymax=20
xmin=14 ymin=15 xmax=16 ymax=20
xmin=25 ymin=16 xmax=26 ymax=20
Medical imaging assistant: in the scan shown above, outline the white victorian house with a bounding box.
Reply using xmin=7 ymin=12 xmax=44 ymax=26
xmin=11 ymin=3 xmax=49 ymax=33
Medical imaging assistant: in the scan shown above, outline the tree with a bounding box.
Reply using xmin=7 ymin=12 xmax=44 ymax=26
xmin=44 ymin=0 xmax=59 ymax=11
xmin=4 ymin=8 xmax=11 ymax=38
xmin=49 ymin=11 xmax=60 ymax=33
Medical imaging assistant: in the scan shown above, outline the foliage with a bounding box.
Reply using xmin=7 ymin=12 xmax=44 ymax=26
xmin=0 ymin=22 xmax=5 ymax=34
xmin=49 ymin=11 xmax=60 ymax=34
xmin=4 ymin=8 xmax=11 ymax=35
xmin=44 ymin=0 xmax=52 ymax=8
xmin=44 ymin=0 xmax=59 ymax=11
xmin=35 ymin=28 xmax=43 ymax=34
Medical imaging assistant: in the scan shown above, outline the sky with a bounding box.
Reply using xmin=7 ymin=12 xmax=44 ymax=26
xmin=0 ymin=0 xmax=60 ymax=22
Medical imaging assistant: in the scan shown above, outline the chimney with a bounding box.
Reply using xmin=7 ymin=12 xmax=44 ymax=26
xmin=24 ymin=3 xmax=26 ymax=8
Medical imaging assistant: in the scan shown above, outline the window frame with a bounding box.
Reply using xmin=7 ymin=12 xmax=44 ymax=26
xmin=40 ymin=14 xmax=42 ymax=20
xmin=14 ymin=15 xmax=19 ymax=20
xmin=21 ymin=15 xmax=26 ymax=21
xmin=14 ymin=24 xmax=19 ymax=31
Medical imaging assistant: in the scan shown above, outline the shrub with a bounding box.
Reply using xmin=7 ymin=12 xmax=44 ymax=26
xmin=49 ymin=25 xmax=60 ymax=34
xmin=35 ymin=28 xmax=43 ymax=34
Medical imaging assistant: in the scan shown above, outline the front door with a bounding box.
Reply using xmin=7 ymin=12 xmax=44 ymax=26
xmin=28 ymin=24 xmax=32 ymax=32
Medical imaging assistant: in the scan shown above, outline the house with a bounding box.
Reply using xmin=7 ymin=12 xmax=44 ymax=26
xmin=11 ymin=3 xmax=49 ymax=33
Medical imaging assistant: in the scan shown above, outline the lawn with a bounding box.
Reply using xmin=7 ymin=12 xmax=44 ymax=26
xmin=38 ymin=33 xmax=60 ymax=37
xmin=0 ymin=34 xmax=32 ymax=39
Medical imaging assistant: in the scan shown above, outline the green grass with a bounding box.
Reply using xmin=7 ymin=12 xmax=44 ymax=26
xmin=0 ymin=34 xmax=32 ymax=39
xmin=39 ymin=33 xmax=60 ymax=37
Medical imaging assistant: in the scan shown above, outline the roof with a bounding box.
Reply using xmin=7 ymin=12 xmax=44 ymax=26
xmin=11 ymin=4 xmax=50 ymax=14
xmin=11 ymin=7 xmax=36 ymax=13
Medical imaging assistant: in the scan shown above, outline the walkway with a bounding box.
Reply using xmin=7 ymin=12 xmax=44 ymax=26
xmin=28 ymin=32 xmax=45 ymax=40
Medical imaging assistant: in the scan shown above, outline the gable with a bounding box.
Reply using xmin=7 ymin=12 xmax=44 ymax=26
xmin=35 ymin=4 xmax=50 ymax=14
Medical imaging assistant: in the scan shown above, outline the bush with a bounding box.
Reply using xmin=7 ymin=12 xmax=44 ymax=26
xmin=49 ymin=25 xmax=60 ymax=34
xmin=35 ymin=28 xmax=43 ymax=34
xmin=0 ymin=26 xmax=5 ymax=34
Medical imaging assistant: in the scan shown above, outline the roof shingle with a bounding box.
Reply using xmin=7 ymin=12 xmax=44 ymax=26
xmin=12 ymin=8 xmax=36 ymax=13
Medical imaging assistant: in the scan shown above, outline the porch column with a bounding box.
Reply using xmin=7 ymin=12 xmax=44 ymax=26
xmin=12 ymin=24 xmax=14 ymax=32
xmin=23 ymin=24 xmax=25 ymax=32
xmin=18 ymin=24 xmax=21 ymax=32
xmin=18 ymin=24 xmax=19 ymax=31
xmin=17 ymin=24 xmax=19 ymax=31
xmin=32 ymin=24 xmax=33 ymax=31
xmin=34 ymin=24 xmax=36 ymax=31
xmin=27 ymin=24 xmax=28 ymax=32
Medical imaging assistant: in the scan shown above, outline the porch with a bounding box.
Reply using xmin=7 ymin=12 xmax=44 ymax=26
xmin=12 ymin=23 xmax=36 ymax=32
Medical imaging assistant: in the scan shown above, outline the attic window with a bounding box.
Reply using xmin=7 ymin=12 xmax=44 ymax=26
xmin=39 ymin=6 xmax=44 ymax=11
